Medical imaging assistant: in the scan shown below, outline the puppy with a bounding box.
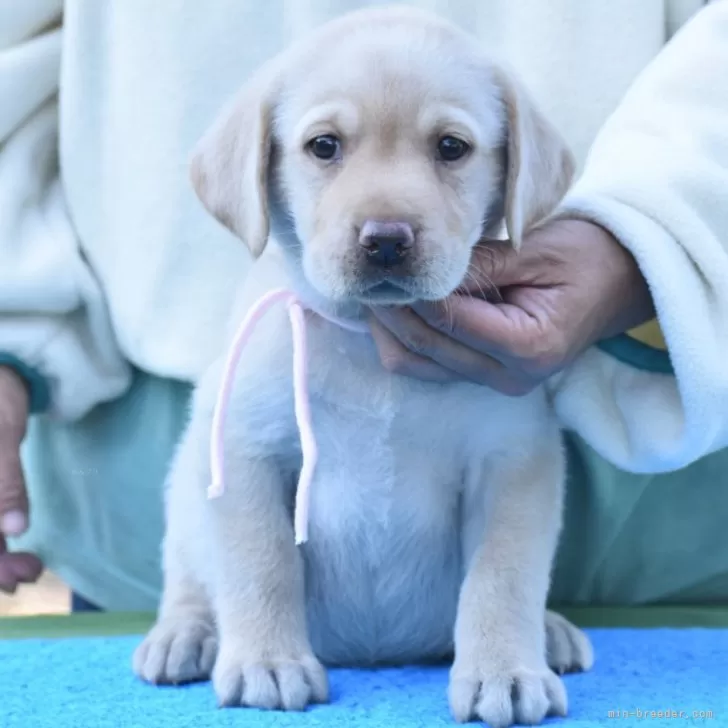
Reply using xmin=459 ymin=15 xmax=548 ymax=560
xmin=134 ymin=7 xmax=593 ymax=726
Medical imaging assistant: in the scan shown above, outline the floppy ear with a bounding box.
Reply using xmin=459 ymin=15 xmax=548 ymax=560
xmin=190 ymin=63 xmax=280 ymax=258
xmin=493 ymin=69 xmax=575 ymax=249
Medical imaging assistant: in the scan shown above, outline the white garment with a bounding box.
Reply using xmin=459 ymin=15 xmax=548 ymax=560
xmin=0 ymin=0 xmax=724 ymax=472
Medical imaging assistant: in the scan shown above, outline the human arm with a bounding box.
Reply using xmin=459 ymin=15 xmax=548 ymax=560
xmin=0 ymin=2 xmax=131 ymax=584
xmin=545 ymin=0 xmax=728 ymax=472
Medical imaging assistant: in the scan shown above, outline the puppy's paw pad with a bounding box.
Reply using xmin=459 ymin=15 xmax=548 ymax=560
xmin=546 ymin=610 xmax=594 ymax=674
xmin=449 ymin=664 xmax=566 ymax=727
xmin=133 ymin=618 xmax=217 ymax=685
xmin=213 ymin=651 xmax=329 ymax=711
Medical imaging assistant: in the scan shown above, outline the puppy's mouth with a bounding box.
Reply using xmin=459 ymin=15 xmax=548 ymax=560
xmin=355 ymin=279 xmax=419 ymax=305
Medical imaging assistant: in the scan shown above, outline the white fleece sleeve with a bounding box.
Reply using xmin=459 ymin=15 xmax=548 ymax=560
xmin=0 ymin=1 xmax=131 ymax=420
xmin=550 ymin=1 xmax=728 ymax=474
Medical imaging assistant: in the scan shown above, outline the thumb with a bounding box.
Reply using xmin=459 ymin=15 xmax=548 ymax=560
xmin=0 ymin=437 xmax=29 ymax=537
xmin=0 ymin=367 xmax=30 ymax=537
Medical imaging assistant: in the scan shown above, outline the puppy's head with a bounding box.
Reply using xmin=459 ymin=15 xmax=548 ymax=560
xmin=191 ymin=7 xmax=574 ymax=305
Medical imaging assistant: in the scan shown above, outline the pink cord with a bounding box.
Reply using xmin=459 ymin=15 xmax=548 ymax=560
xmin=208 ymin=287 xmax=367 ymax=545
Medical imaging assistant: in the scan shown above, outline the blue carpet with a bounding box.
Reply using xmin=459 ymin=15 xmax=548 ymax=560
xmin=0 ymin=629 xmax=724 ymax=727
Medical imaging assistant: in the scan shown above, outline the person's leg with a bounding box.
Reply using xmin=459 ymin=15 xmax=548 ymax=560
xmin=13 ymin=368 xmax=192 ymax=612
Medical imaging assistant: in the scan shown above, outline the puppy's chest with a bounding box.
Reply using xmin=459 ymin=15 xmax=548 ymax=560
xmin=306 ymin=321 xmax=478 ymax=425
xmin=306 ymin=323 xmax=469 ymax=455
xmin=300 ymin=325 xmax=477 ymax=529
xmin=229 ymin=315 xmax=459 ymax=459
xmin=299 ymin=327 xmax=474 ymax=664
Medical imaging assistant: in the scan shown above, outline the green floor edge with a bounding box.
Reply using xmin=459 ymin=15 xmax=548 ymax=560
xmin=2 ymin=606 xmax=728 ymax=640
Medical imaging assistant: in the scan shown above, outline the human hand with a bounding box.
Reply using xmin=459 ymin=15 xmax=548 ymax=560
xmin=0 ymin=366 xmax=42 ymax=593
xmin=369 ymin=218 xmax=655 ymax=395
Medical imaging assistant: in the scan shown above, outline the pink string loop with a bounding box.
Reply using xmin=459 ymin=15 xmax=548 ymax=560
xmin=208 ymin=287 xmax=367 ymax=545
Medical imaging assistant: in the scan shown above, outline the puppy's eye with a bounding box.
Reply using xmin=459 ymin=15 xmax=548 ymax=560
xmin=437 ymin=136 xmax=470 ymax=162
xmin=307 ymin=134 xmax=341 ymax=160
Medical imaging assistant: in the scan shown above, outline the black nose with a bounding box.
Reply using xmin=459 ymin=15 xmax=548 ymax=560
xmin=359 ymin=221 xmax=414 ymax=268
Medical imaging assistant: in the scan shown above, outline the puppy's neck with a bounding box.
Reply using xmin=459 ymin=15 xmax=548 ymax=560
xmin=288 ymin=269 xmax=371 ymax=332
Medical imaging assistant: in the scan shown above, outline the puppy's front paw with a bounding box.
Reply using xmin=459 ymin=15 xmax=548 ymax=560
xmin=546 ymin=610 xmax=594 ymax=675
xmin=213 ymin=646 xmax=329 ymax=711
xmin=448 ymin=660 xmax=567 ymax=727
xmin=133 ymin=617 xmax=217 ymax=684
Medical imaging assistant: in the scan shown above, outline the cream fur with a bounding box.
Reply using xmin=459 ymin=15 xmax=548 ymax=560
xmin=135 ymin=8 xmax=592 ymax=726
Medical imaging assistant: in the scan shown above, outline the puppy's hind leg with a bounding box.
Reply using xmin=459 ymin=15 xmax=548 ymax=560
xmin=545 ymin=609 xmax=594 ymax=675
xmin=134 ymin=423 xmax=217 ymax=685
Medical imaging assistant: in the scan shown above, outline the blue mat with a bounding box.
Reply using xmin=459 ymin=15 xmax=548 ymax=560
xmin=0 ymin=629 xmax=724 ymax=727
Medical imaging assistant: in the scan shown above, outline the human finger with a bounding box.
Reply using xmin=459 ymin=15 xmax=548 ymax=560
xmin=0 ymin=436 xmax=29 ymax=538
xmin=369 ymin=316 xmax=456 ymax=382
xmin=369 ymin=306 xmax=534 ymax=394
xmin=412 ymin=295 xmax=558 ymax=374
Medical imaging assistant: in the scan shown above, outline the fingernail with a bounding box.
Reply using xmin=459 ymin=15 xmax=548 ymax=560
xmin=1 ymin=510 xmax=27 ymax=537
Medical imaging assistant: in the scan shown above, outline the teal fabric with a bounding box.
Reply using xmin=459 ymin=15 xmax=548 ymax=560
xmin=7 ymin=361 xmax=728 ymax=611
xmin=11 ymin=369 xmax=191 ymax=611
xmin=596 ymin=334 xmax=673 ymax=375
xmin=552 ymin=433 xmax=728 ymax=605
xmin=0 ymin=352 xmax=51 ymax=414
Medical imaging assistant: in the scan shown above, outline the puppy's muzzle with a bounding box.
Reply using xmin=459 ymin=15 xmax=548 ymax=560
xmin=359 ymin=220 xmax=414 ymax=269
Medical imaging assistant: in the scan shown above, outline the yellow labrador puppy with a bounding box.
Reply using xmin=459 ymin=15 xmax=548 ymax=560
xmin=134 ymin=6 xmax=593 ymax=726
